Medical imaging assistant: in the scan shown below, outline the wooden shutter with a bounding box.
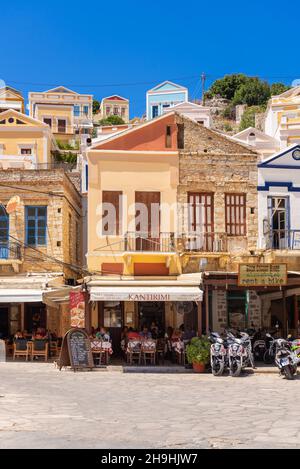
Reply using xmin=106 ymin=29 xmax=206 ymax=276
xmin=102 ymin=191 xmax=122 ymax=235
xmin=225 ymin=193 xmax=246 ymax=236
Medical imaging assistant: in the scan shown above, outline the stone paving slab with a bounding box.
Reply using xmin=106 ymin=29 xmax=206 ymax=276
xmin=0 ymin=362 xmax=299 ymax=449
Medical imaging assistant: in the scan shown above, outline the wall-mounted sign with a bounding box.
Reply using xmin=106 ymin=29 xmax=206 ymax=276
xmin=238 ymin=263 xmax=287 ymax=287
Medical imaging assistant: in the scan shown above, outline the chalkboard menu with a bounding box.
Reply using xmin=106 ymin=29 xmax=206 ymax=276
xmin=58 ymin=328 xmax=94 ymax=371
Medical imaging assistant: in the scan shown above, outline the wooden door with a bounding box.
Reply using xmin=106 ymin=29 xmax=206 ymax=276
xmin=135 ymin=192 xmax=160 ymax=251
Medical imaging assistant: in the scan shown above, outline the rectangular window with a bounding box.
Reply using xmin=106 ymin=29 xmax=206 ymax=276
xmin=121 ymin=107 xmax=126 ymax=117
xmin=57 ymin=119 xmax=66 ymax=133
xmin=188 ymin=192 xmax=214 ymax=251
xmin=102 ymin=191 xmax=122 ymax=235
xmin=83 ymin=105 xmax=89 ymax=115
xmin=177 ymin=123 xmax=184 ymax=149
xmin=43 ymin=118 xmax=52 ymax=128
xmin=73 ymin=105 xmax=80 ymax=117
xmin=106 ymin=106 xmax=111 ymax=115
xmin=26 ymin=206 xmax=47 ymax=246
xmin=76 ymin=220 xmax=80 ymax=263
xmin=165 ymin=125 xmax=172 ymax=148
xmin=152 ymin=106 xmax=158 ymax=118
xmin=20 ymin=148 xmax=32 ymax=155
xmin=113 ymin=107 xmax=119 ymax=115
xmin=225 ymin=193 xmax=246 ymax=236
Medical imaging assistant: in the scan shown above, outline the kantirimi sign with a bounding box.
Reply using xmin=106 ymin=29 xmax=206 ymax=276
xmin=238 ymin=263 xmax=287 ymax=287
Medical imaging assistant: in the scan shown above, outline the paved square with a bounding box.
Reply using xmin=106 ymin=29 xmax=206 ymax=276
xmin=0 ymin=362 xmax=299 ymax=449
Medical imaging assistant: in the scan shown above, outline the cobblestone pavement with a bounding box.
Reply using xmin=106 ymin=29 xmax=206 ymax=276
xmin=0 ymin=362 xmax=300 ymax=449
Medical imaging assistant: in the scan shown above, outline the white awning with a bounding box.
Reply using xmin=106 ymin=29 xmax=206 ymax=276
xmin=89 ymin=286 xmax=202 ymax=302
xmin=0 ymin=289 xmax=44 ymax=303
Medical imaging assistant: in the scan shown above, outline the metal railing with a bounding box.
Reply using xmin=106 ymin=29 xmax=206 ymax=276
xmin=181 ymin=232 xmax=228 ymax=252
xmin=124 ymin=232 xmax=175 ymax=252
xmin=266 ymin=229 xmax=300 ymax=250
xmin=35 ymin=162 xmax=77 ymax=171
xmin=0 ymin=241 xmax=22 ymax=260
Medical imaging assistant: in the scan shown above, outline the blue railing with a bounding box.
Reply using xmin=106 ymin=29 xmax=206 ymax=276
xmin=267 ymin=230 xmax=300 ymax=250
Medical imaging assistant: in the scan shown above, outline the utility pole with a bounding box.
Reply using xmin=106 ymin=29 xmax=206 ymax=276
xmin=201 ymin=72 xmax=206 ymax=105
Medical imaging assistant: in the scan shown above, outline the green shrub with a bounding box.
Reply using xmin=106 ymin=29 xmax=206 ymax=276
xmin=186 ymin=336 xmax=211 ymax=365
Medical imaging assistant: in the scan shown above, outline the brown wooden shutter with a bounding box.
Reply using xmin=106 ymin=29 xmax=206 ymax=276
xmin=102 ymin=191 xmax=122 ymax=235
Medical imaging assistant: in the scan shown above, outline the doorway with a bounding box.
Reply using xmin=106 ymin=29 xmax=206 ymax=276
xmin=138 ymin=302 xmax=165 ymax=332
xmin=135 ymin=191 xmax=160 ymax=251
xmin=24 ymin=303 xmax=46 ymax=332
xmin=268 ymin=196 xmax=289 ymax=249
xmin=0 ymin=306 xmax=9 ymax=338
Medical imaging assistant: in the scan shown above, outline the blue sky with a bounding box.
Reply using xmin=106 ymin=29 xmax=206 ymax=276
xmin=1 ymin=0 xmax=299 ymax=117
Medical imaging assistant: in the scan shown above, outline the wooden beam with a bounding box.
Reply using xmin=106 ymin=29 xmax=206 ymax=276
xmin=283 ymin=289 xmax=287 ymax=337
xmin=205 ymin=286 xmax=209 ymax=334
xmin=196 ymin=301 xmax=202 ymax=337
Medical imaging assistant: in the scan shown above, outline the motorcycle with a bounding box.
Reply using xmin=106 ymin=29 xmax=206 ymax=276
xmin=227 ymin=330 xmax=254 ymax=377
xmin=274 ymin=338 xmax=298 ymax=380
xmin=263 ymin=332 xmax=277 ymax=364
xmin=209 ymin=332 xmax=227 ymax=376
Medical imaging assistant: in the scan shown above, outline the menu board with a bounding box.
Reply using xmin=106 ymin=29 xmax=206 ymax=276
xmin=58 ymin=328 xmax=93 ymax=371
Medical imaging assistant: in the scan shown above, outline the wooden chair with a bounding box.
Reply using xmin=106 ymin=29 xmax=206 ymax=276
xmin=31 ymin=339 xmax=48 ymax=362
xmin=50 ymin=340 xmax=59 ymax=357
xmin=13 ymin=339 xmax=30 ymax=361
xmin=174 ymin=340 xmax=185 ymax=365
xmin=126 ymin=339 xmax=142 ymax=365
xmin=156 ymin=338 xmax=166 ymax=364
xmin=141 ymin=339 xmax=156 ymax=365
xmin=91 ymin=339 xmax=106 ymax=366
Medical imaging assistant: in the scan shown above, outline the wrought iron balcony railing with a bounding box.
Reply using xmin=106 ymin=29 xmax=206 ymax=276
xmin=181 ymin=232 xmax=228 ymax=253
xmin=0 ymin=241 xmax=22 ymax=260
xmin=124 ymin=232 xmax=175 ymax=252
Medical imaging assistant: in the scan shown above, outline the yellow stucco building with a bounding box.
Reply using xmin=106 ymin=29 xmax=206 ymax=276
xmin=28 ymin=86 xmax=93 ymax=143
xmin=0 ymin=109 xmax=57 ymax=169
xmin=0 ymin=86 xmax=25 ymax=114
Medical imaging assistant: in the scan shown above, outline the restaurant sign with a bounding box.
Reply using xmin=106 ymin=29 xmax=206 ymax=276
xmin=238 ymin=263 xmax=287 ymax=287
xmin=70 ymin=291 xmax=86 ymax=328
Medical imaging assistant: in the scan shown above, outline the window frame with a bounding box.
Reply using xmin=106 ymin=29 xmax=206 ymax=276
xmin=25 ymin=206 xmax=47 ymax=246
xmin=225 ymin=193 xmax=246 ymax=236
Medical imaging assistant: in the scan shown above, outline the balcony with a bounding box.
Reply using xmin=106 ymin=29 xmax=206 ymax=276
xmin=266 ymin=230 xmax=300 ymax=250
xmin=0 ymin=242 xmax=22 ymax=261
xmin=181 ymin=232 xmax=228 ymax=253
xmin=124 ymin=232 xmax=175 ymax=253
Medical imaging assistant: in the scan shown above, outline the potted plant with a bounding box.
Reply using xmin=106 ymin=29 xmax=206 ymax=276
xmin=186 ymin=336 xmax=210 ymax=373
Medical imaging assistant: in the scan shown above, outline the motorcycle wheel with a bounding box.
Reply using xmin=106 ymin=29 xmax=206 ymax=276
xmin=263 ymin=350 xmax=273 ymax=364
xmin=212 ymin=359 xmax=224 ymax=376
xmin=230 ymin=359 xmax=242 ymax=377
xmin=283 ymin=365 xmax=294 ymax=380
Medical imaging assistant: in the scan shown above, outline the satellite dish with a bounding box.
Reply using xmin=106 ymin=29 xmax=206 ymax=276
xmin=175 ymin=301 xmax=194 ymax=315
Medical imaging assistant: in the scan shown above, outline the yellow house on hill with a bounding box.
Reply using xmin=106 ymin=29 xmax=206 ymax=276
xmin=28 ymin=86 xmax=93 ymax=143
xmin=0 ymin=86 xmax=25 ymax=114
xmin=0 ymin=109 xmax=57 ymax=169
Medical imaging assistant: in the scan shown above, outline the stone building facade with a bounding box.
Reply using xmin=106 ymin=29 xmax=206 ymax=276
xmin=174 ymin=114 xmax=261 ymax=331
xmin=0 ymin=169 xmax=82 ymax=338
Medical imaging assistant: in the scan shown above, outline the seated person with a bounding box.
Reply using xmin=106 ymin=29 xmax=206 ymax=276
xmin=171 ymin=328 xmax=182 ymax=341
xmin=127 ymin=327 xmax=140 ymax=340
xmin=139 ymin=326 xmax=152 ymax=339
xmin=14 ymin=330 xmax=24 ymax=340
xmin=182 ymin=326 xmax=196 ymax=342
xmin=96 ymin=327 xmax=110 ymax=342
xmin=33 ymin=328 xmax=47 ymax=340
xmin=150 ymin=321 xmax=159 ymax=339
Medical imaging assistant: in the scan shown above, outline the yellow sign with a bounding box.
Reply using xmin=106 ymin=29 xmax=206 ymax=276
xmin=238 ymin=263 xmax=287 ymax=287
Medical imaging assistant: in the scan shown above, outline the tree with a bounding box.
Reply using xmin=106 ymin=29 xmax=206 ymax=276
xmin=233 ymin=77 xmax=270 ymax=106
xmin=205 ymin=74 xmax=248 ymax=100
xmin=270 ymin=82 xmax=290 ymax=96
xmin=239 ymin=105 xmax=265 ymax=131
xmin=93 ymin=99 xmax=100 ymax=114
xmin=98 ymin=115 xmax=125 ymax=126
